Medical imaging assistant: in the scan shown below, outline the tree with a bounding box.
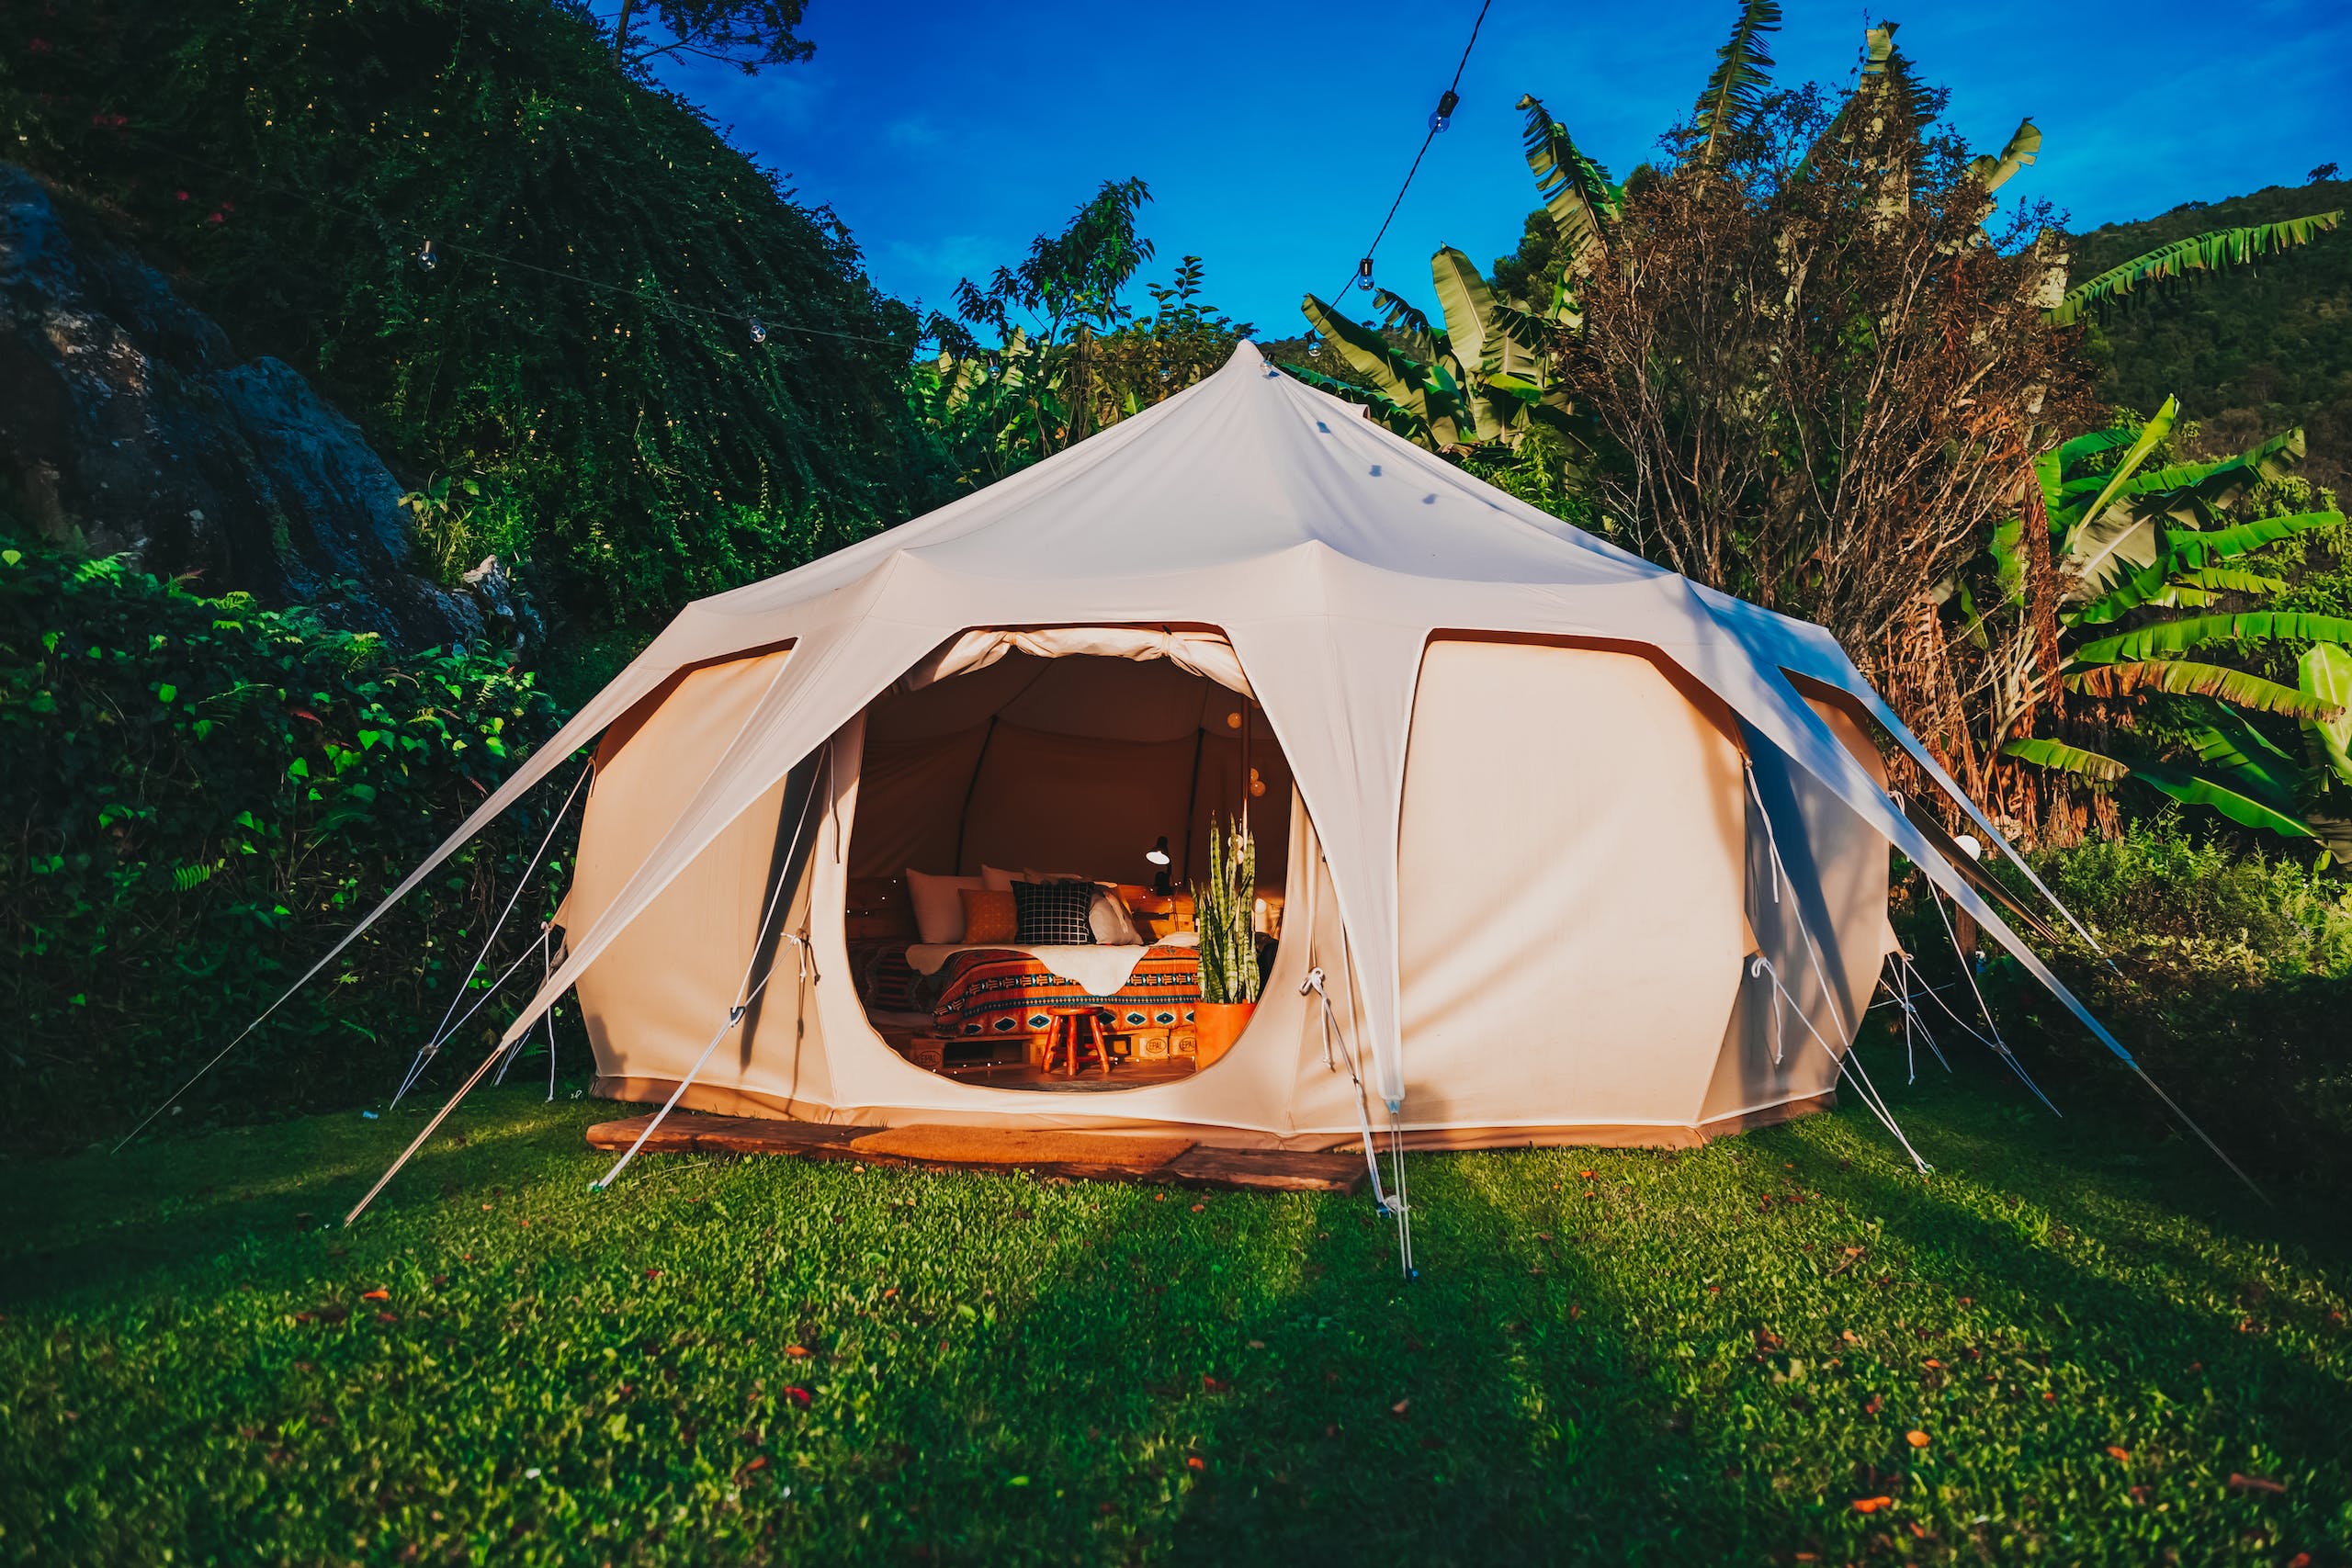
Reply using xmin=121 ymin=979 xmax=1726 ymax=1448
xmin=1553 ymin=17 xmax=2089 ymax=667
xmin=610 ymin=0 xmax=813 ymax=74
xmin=939 ymin=178 xmax=1156 ymax=463
xmin=914 ymin=197 xmax=1252 ymax=488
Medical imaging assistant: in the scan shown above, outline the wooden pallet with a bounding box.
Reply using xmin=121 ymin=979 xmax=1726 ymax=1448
xmin=584 ymin=1113 xmax=1365 ymax=1194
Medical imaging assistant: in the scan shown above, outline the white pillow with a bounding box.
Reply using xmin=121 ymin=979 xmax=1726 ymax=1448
xmin=906 ymin=869 xmax=983 ymax=944
xmin=980 ymin=863 xmax=1022 ymax=893
xmin=1089 ymin=886 xmax=1146 ymax=946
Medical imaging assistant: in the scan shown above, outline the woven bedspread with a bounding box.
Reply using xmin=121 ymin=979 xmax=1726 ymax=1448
xmin=930 ymin=943 xmax=1203 ymax=1038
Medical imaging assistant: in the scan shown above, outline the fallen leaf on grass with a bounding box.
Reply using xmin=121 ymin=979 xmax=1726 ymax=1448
xmin=785 ymin=1344 xmax=811 ymax=1359
xmin=2105 ymin=1446 xmax=2131 ymax=1462
xmin=375 ymin=1312 xmax=399 ymax=1325
xmin=1851 ymin=1495 xmax=1894 ymax=1514
xmin=1905 ymin=1430 xmax=1930 ymax=1449
xmin=1862 ymin=1394 xmax=1883 ymax=1416
xmin=360 ymin=1289 xmax=390 ymax=1302
xmin=1185 ymin=1456 xmax=1205 ymax=1472
xmin=2228 ymin=1473 xmax=2286 ymax=1495
xmin=644 ymin=1269 xmax=662 ymax=1280
xmin=1390 ymin=1399 xmax=1410 ymax=1416
xmin=783 ymin=1387 xmax=812 ymax=1408
xmin=1190 ymin=1202 xmax=1205 ymax=1213
xmin=1202 ymin=1375 xmax=1232 ymax=1393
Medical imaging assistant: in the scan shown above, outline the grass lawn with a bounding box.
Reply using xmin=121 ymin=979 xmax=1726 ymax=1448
xmin=4 ymin=1054 xmax=2348 ymax=1566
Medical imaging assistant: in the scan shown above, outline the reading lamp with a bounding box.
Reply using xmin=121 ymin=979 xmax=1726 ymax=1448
xmin=1145 ymin=834 xmax=1172 ymax=897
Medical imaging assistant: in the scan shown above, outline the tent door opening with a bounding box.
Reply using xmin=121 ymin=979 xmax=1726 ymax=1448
xmin=843 ymin=634 xmax=1293 ymax=1093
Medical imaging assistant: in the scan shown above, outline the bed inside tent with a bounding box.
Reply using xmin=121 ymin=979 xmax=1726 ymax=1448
xmin=842 ymin=634 xmax=1294 ymax=1089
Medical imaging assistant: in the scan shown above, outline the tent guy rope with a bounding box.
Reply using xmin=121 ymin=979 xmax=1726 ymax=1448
xmin=110 ymin=760 xmax=592 ymax=1155
xmin=396 ymin=763 xmax=592 ymax=1104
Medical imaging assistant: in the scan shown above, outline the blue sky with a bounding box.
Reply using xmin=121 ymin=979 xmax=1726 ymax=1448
xmin=628 ymin=0 xmax=2350 ymax=339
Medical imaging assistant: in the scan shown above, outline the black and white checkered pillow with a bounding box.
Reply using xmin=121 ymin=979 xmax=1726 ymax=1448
xmin=1012 ymin=878 xmax=1098 ymax=945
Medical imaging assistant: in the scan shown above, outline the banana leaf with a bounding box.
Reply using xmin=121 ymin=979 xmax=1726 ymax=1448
xmin=2302 ymin=642 xmax=2352 ymax=789
xmin=1688 ymin=0 xmax=1781 ymax=166
xmin=2070 ymin=611 xmax=2352 ymax=666
xmin=1370 ymin=288 xmax=1445 ymax=365
xmin=2129 ymin=761 xmax=2317 ymax=840
xmin=2049 ymin=209 xmax=2344 ymax=326
xmin=2183 ymin=706 xmax=2307 ymax=807
xmin=2064 ymin=659 xmax=2339 ymax=718
xmin=2059 ymin=397 xmax=2176 ymax=579
xmin=1430 ymin=249 xmax=1504 ymax=380
xmin=1300 ymin=294 xmax=1433 ymax=418
xmin=2071 ymin=510 xmax=2344 ymax=623
xmin=1514 ymin=95 xmax=1619 ymax=273
xmin=2070 ymin=427 xmax=2305 ymax=517
xmin=1968 ymin=117 xmax=2041 ymax=195
xmin=2054 ymin=424 xmax=2142 ymax=470
xmin=1270 ymin=358 xmax=1429 ymax=441
xmin=2000 ymin=735 xmax=2129 ymax=782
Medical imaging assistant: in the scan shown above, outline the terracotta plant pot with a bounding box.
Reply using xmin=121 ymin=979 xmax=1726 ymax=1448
xmin=1190 ymin=1001 xmax=1256 ymax=1068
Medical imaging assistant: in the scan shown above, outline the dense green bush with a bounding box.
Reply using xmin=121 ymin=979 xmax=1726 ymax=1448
xmin=0 ymin=546 xmax=574 ymax=1154
xmin=2 ymin=0 xmax=947 ymax=627
xmin=1913 ymin=816 xmax=2352 ymax=1196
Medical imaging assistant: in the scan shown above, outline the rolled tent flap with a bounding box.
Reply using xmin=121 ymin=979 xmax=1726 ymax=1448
xmin=902 ymin=626 xmax=1255 ymax=697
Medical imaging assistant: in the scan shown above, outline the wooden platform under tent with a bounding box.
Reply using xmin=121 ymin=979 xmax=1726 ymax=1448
xmin=583 ymin=1113 xmax=1369 ymax=1193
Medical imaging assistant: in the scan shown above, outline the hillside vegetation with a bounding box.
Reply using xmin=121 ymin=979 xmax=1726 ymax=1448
xmin=0 ymin=0 xmax=945 ymax=630
xmin=2075 ymin=178 xmax=2352 ymax=489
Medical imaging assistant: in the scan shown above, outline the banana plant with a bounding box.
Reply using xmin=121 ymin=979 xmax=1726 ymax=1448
xmin=1990 ymin=405 xmax=2352 ymax=852
xmin=1286 ymin=88 xmax=1619 ymax=450
xmin=908 ymin=328 xmax=1067 ymax=488
xmin=1292 ymin=251 xmax=1580 ymax=451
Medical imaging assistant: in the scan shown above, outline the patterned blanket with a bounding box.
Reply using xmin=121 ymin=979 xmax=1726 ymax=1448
xmin=927 ymin=944 xmax=1203 ymax=1038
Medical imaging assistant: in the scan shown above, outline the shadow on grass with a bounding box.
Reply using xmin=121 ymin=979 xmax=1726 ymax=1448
xmin=5 ymin=1066 xmax=2349 ymax=1566
xmin=0 ymin=1087 xmax=605 ymax=1307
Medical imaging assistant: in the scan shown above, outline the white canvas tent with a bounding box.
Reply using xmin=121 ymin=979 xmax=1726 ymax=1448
xmin=279 ymin=341 xmax=2167 ymax=1177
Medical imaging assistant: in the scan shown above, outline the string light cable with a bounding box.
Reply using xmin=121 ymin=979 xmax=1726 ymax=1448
xmin=1331 ymin=0 xmax=1498 ymax=303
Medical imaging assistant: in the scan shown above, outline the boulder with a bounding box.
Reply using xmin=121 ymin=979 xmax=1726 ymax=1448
xmin=0 ymin=163 xmax=488 ymax=649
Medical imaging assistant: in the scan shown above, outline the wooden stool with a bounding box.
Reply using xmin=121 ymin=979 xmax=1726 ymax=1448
xmin=1040 ymin=1008 xmax=1113 ymax=1077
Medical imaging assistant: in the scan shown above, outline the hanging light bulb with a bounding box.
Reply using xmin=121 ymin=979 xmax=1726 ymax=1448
xmin=1356 ymin=256 xmax=1374 ymax=291
xmin=416 ymin=239 xmax=438 ymax=273
xmin=1428 ymin=89 xmax=1460 ymax=133
xmin=748 ymin=316 xmax=767 ymax=345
